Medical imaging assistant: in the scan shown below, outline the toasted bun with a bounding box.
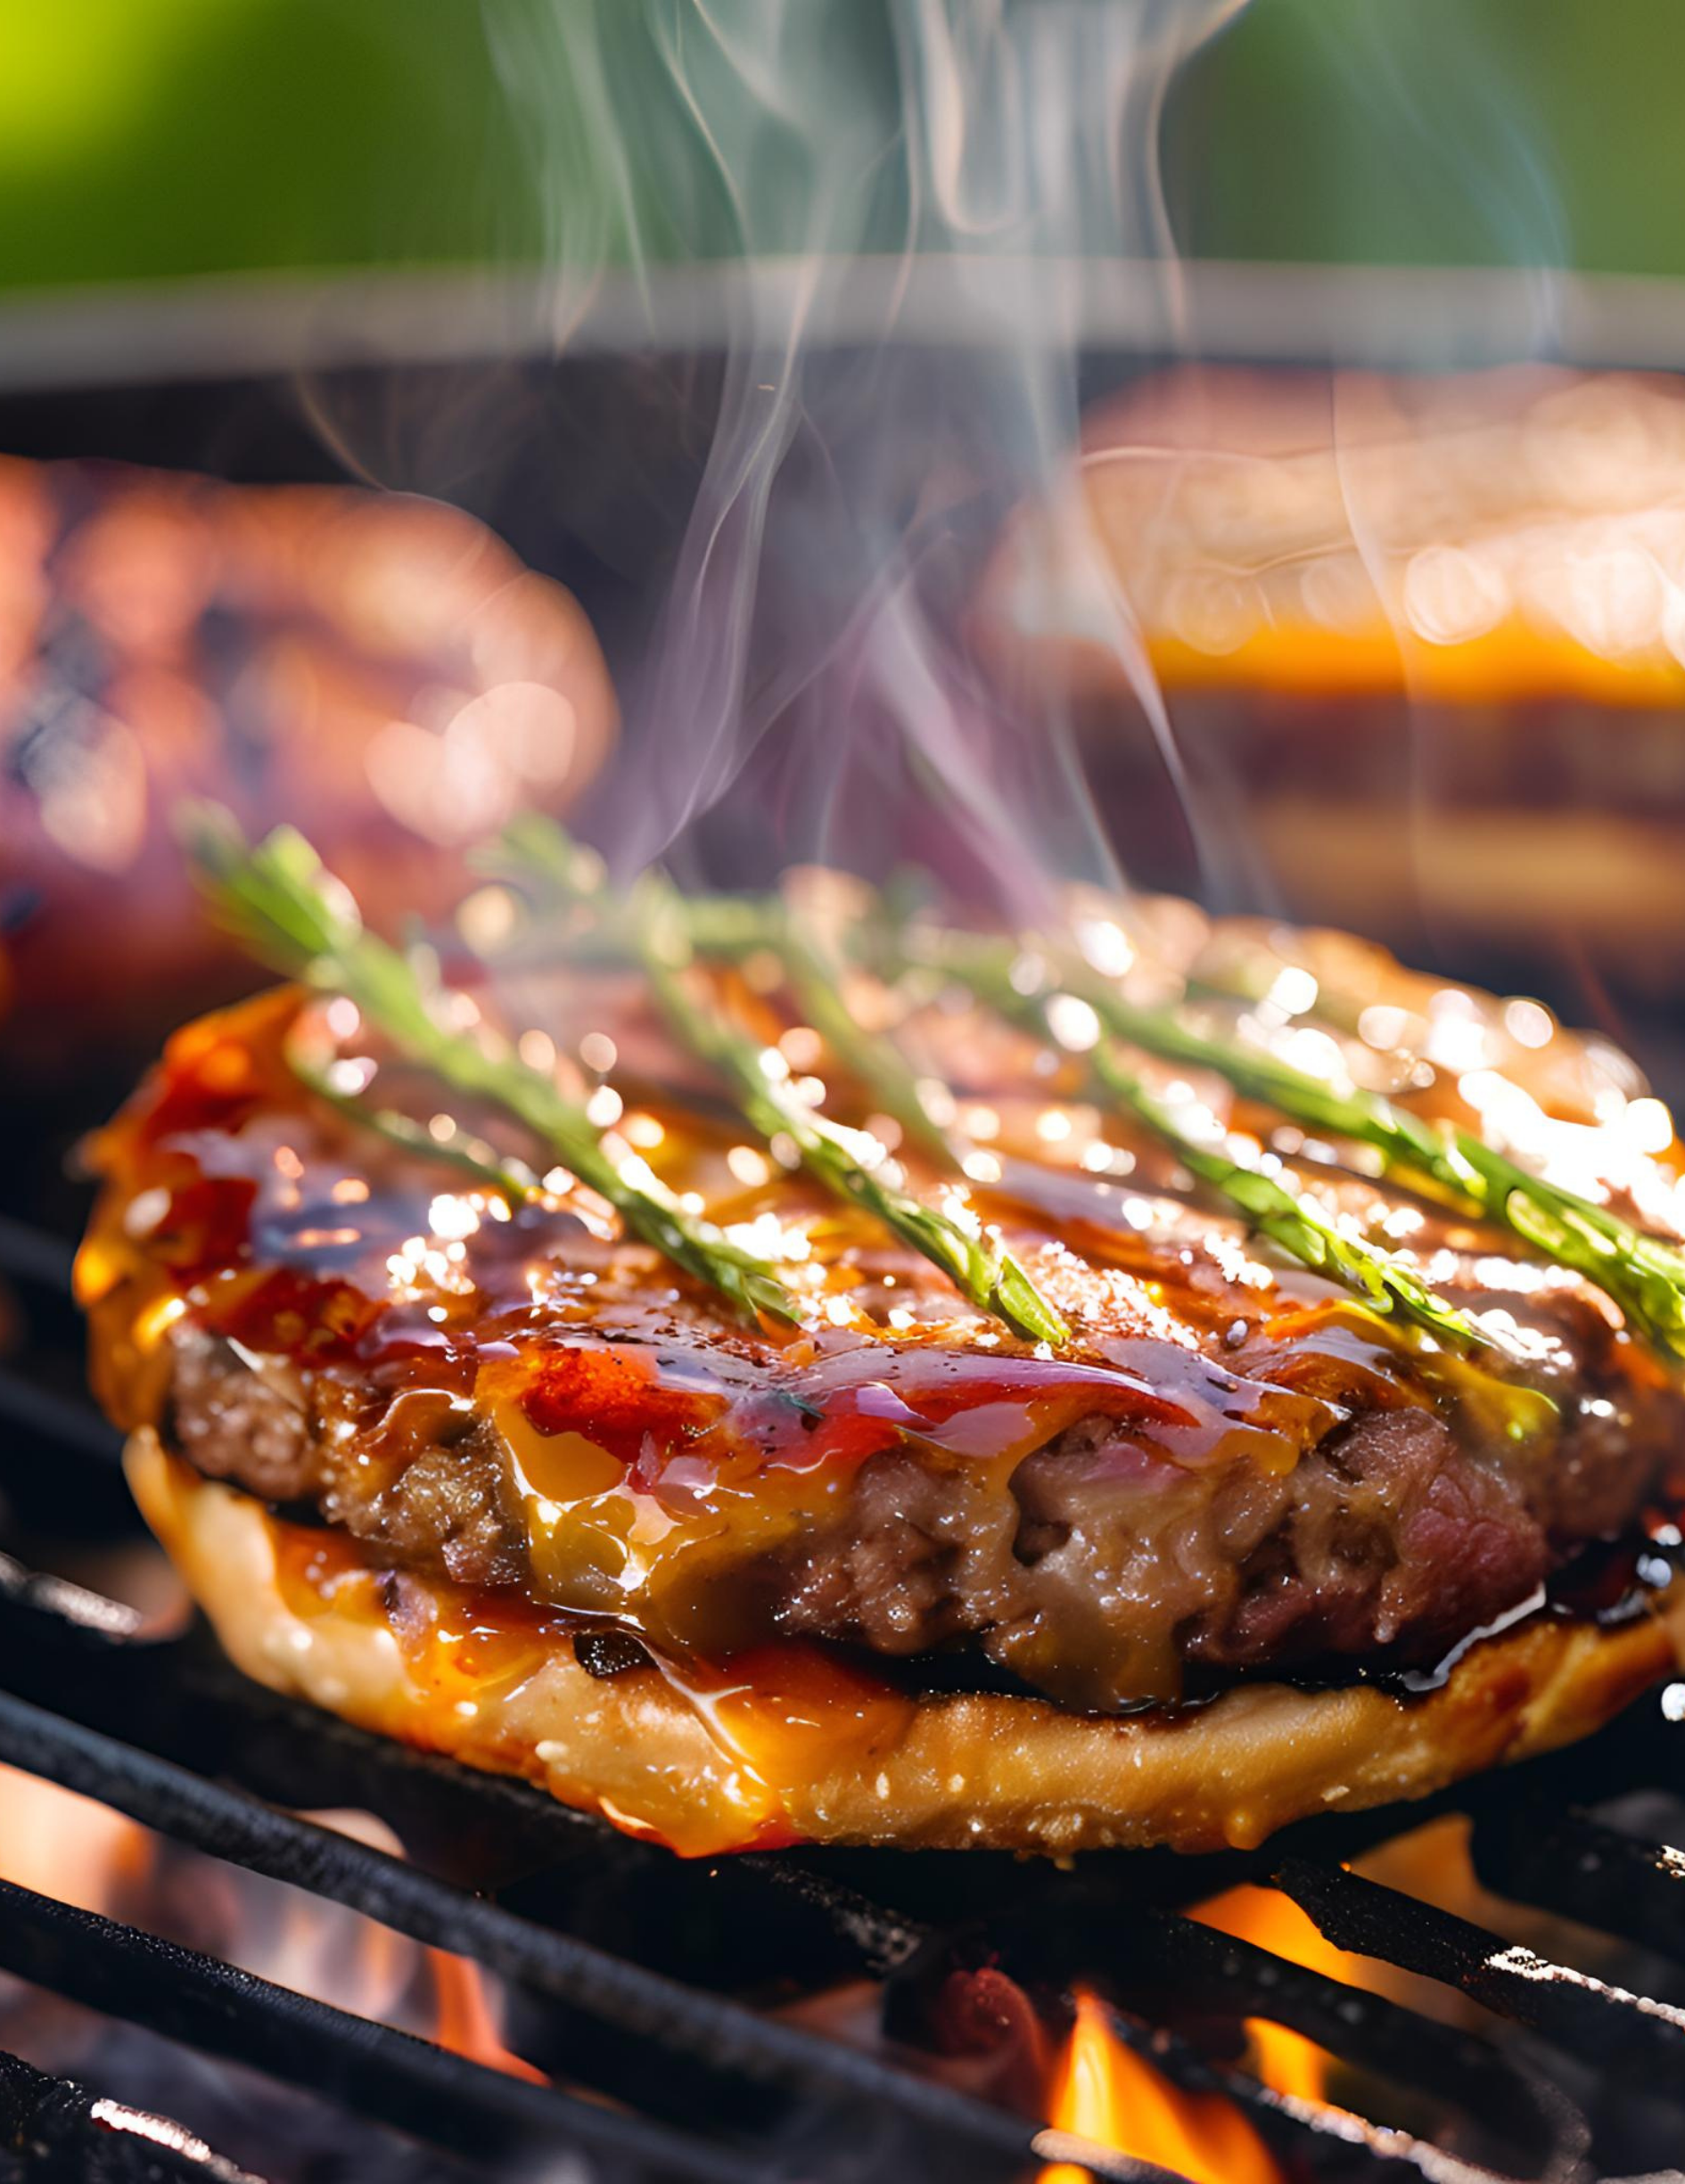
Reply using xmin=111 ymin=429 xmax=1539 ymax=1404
xmin=128 ymin=1432 xmax=1685 ymax=1859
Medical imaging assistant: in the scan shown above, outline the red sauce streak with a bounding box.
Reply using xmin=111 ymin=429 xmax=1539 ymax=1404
xmin=521 ymin=1345 xmax=727 ymax=1463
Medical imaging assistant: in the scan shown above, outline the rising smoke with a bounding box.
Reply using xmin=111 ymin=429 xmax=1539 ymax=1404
xmin=485 ymin=0 xmax=1245 ymax=915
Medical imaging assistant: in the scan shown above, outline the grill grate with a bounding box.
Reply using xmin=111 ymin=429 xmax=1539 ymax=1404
xmin=1 ymin=2048 xmax=270 ymax=2184
xmin=1275 ymin=1857 xmax=1685 ymax=2079
xmin=885 ymin=1884 xmax=1587 ymax=2170
xmin=1470 ymin=1805 xmax=1685 ymax=1964
xmin=0 ymin=1875 xmax=766 ymax=2184
xmin=4 ymin=1210 xmax=1685 ymax=2183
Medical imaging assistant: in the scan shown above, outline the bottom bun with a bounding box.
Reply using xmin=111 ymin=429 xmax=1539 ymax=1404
xmin=128 ymin=1431 xmax=1685 ymax=1858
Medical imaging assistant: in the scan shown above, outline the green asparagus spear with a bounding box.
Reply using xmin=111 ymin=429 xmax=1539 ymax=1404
xmin=284 ymin=1022 xmax=539 ymax=1210
xmin=1044 ymin=952 xmax=1685 ymax=1364
xmin=489 ymin=817 xmax=1070 ymax=1345
xmin=1089 ymin=1046 xmax=1488 ymax=1348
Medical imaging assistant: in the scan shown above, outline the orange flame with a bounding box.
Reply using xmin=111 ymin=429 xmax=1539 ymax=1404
xmin=0 ymin=1762 xmax=152 ymax=1914
xmin=426 ymin=1949 xmax=547 ymax=2084
xmin=1191 ymin=1884 xmax=1358 ymax=2105
xmin=1040 ymin=1988 xmax=1282 ymax=2184
xmin=0 ymin=1764 xmax=549 ymax=2091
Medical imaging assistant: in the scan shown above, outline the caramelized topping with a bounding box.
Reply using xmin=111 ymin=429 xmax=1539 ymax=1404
xmin=81 ymin=950 xmax=1685 ymax=1702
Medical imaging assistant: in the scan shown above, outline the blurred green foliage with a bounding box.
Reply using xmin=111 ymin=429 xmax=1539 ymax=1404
xmin=0 ymin=0 xmax=1678 ymax=289
xmin=1172 ymin=0 xmax=1685 ymax=275
xmin=0 ymin=0 xmax=541 ymax=283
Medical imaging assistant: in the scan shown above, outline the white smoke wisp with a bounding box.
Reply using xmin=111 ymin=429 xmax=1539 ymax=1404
xmin=489 ymin=0 xmax=1245 ymax=916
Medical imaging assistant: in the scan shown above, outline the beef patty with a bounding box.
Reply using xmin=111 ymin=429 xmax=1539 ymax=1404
xmin=82 ymin=976 xmax=1685 ymax=1712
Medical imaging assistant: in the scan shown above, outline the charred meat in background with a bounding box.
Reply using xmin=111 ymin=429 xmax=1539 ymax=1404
xmin=0 ymin=456 xmax=614 ymax=1064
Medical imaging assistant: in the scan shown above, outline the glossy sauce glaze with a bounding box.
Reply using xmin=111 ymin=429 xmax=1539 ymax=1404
xmin=80 ymin=945 xmax=1685 ymax=1747
xmin=250 ymin=1465 xmax=918 ymax=1853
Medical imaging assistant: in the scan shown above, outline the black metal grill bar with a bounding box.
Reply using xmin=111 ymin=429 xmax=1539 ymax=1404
xmin=1140 ymin=1910 xmax=1558 ymax=2138
xmin=890 ymin=1889 xmax=1576 ymax=2172
xmin=0 ymin=1875 xmax=794 ymax=2184
xmin=0 ymin=1548 xmax=624 ymax=1865
xmin=1085 ymin=1996 xmax=1578 ymax=2184
xmin=736 ymin=1856 xmax=933 ymax=1977
xmin=1274 ymin=1858 xmax=1685 ymax=2087
xmin=0 ymin=1550 xmax=1063 ymax=1991
xmin=0 ymin=2049 xmax=270 ymax=2184
xmin=9 ymin=1515 xmax=1523 ymax=2184
xmin=0 ymin=1502 xmax=1654 ymax=2183
xmin=0 ymin=1368 xmax=124 ymax=1464
xmin=0 ymin=1551 xmax=143 ymax=1638
xmin=10 ymin=1654 xmax=1587 ymax=2184
xmin=0 ymin=1688 xmax=1149 ymax=2184
xmin=0 ymin=1552 xmax=985 ymax=2013
xmin=1471 ymin=1806 xmax=1685 ymax=1967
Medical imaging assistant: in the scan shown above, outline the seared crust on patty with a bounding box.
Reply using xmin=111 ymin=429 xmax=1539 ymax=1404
xmin=129 ymin=1433 xmax=1685 ymax=1858
xmin=166 ymin=1324 xmax=528 ymax=1589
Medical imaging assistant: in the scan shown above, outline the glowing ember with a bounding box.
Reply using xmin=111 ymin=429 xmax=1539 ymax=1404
xmin=1039 ymin=1988 xmax=1282 ymax=2184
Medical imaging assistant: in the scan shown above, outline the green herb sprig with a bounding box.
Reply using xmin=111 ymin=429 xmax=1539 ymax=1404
xmin=999 ymin=942 xmax=1685 ymax=1365
xmin=487 ymin=824 xmax=950 ymax=1164
xmin=905 ymin=932 xmax=1489 ymax=1350
xmin=1091 ymin=1048 xmax=1488 ymax=1348
xmin=381 ymin=809 xmax=1685 ymax=1364
xmin=632 ymin=906 xmax=1072 ymax=1347
xmin=284 ymin=1022 xmax=538 ymax=1210
xmin=490 ymin=819 xmax=1070 ymax=1345
xmin=486 ymin=823 xmax=1484 ymax=1350
xmin=185 ymin=808 xmax=797 ymax=1326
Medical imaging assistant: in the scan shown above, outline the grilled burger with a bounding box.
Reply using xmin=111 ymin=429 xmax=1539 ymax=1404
xmin=79 ymin=841 xmax=1685 ymax=1855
